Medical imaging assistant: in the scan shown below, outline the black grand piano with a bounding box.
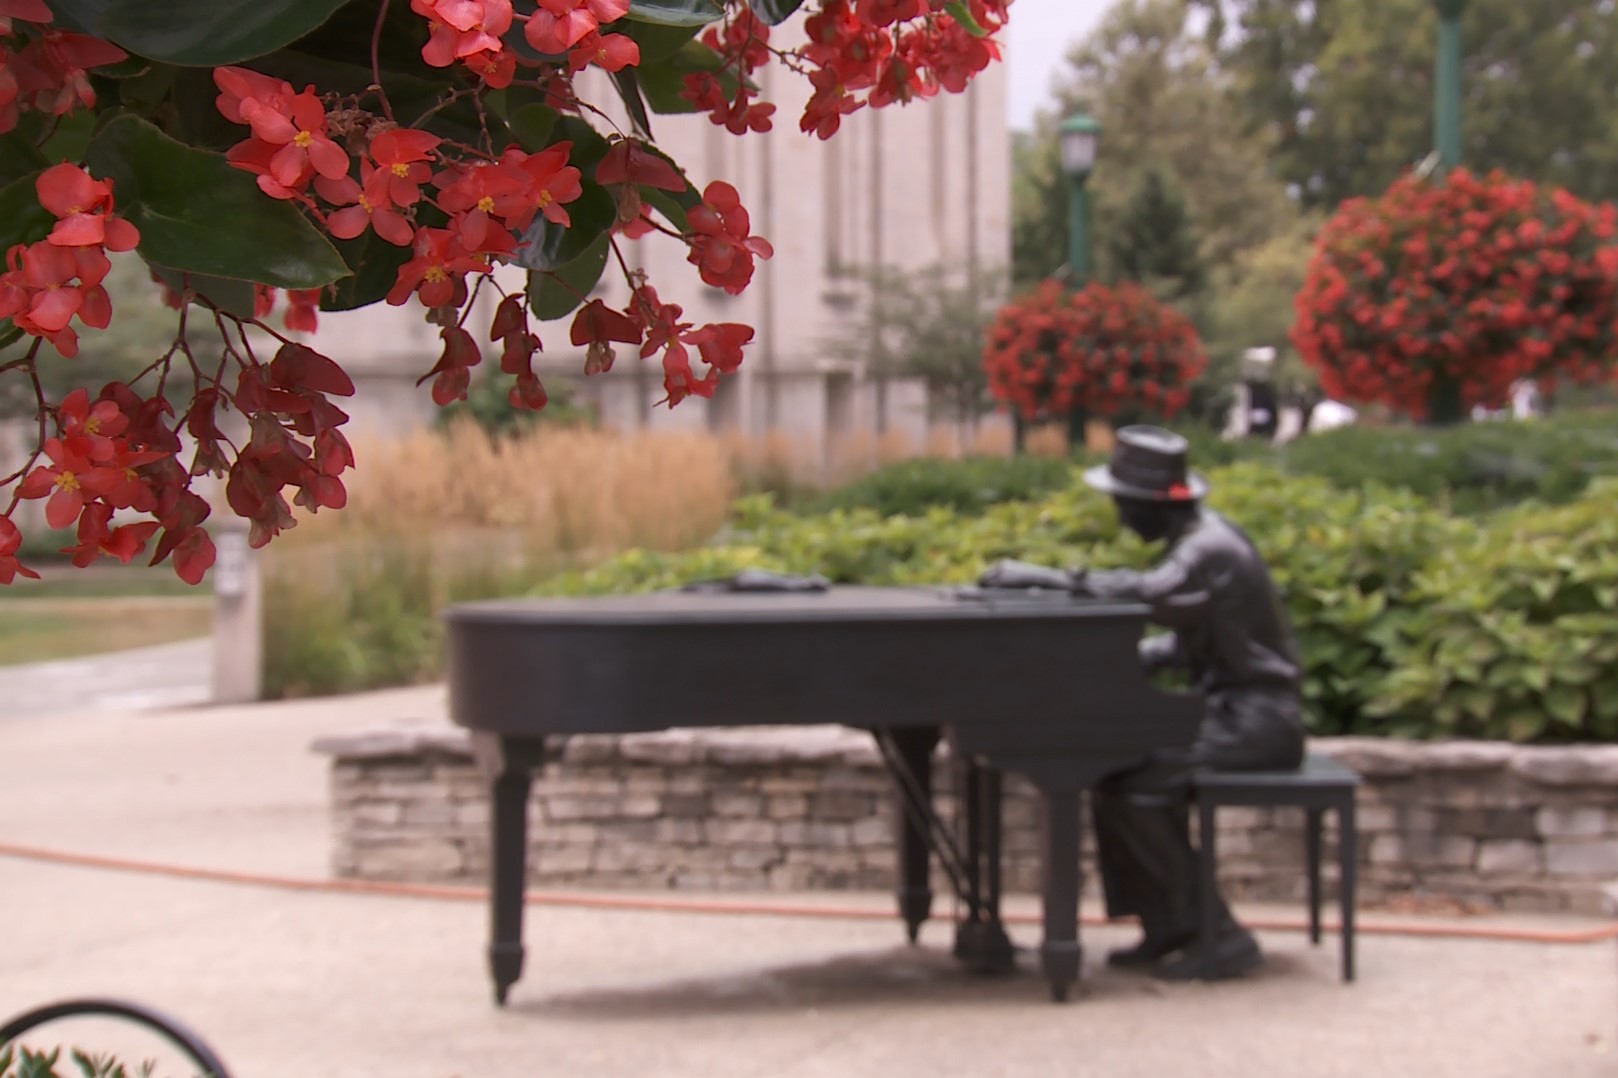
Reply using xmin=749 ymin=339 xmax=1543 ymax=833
xmin=444 ymin=584 xmax=1202 ymax=1004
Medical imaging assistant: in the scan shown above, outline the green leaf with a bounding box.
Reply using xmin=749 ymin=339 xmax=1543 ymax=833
xmin=1502 ymin=710 xmax=1546 ymax=742
xmin=42 ymin=0 xmax=110 ymax=36
xmin=611 ymin=68 xmax=654 ymax=139
xmin=41 ymin=108 xmax=97 ymax=162
xmin=512 ymin=183 xmax=616 ymax=272
xmin=321 ymin=231 xmax=412 ymax=311
xmin=944 ymin=0 xmax=990 ymax=36
xmin=0 ymin=119 xmax=52 ymax=187
xmin=509 ymin=105 xmax=560 ymax=153
xmin=638 ymin=39 xmax=735 ymax=115
xmin=84 ymin=114 xmax=348 ymax=290
xmin=1545 ymin=684 xmax=1586 ymax=727
xmin=749 ymin=0 xmax=806 ymax=23
xmin=0 ymin=170 xmax=53 ymax=254
xmin=627 ymin=0 xmax=724 ymax=26
xmin=147 ymin=263 xmax=257 ymax=318
xmin=96 ymin=0 xmax=351 ymax=66
xmin=115 ymin=60 xmax=179 ymax=109
xmin=553 ymin=116 xmax=612 ymax=173
xmin=0 ymin=322 xmax=23 ymax=352
xmin=623 ymin=18 xmax=703 ymax=63
xmin=527 ymin=232 xmax=611 ymax=321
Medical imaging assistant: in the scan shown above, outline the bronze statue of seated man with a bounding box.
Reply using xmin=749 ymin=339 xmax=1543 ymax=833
xmin=980 ymin=425 xmax=1306 ymax=981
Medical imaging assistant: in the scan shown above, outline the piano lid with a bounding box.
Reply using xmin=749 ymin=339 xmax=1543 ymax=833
xmin=442 ymin=585 xmax=1148 ymax=627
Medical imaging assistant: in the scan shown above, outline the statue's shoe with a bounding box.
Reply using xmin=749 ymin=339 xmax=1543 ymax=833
xmin=1106 ymin=930 xmax=1195 ymax=969
xmin=1151 ymin=928 xmax=1263 ymax=982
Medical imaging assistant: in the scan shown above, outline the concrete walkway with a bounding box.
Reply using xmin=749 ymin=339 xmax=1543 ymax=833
xmin=1 ymin=685 xmax=1615 ymax=1078
xmin=0 ymin=636 xmax=212 ymax=720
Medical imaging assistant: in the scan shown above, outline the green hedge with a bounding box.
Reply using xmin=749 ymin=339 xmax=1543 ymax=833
xmin=1369 ymin=485 xmax=1618 ymax=742
xmin=796 ymin=413 xmax=1618 ymax=523
xmin=1278 ymin=412 xmax=1618 ymax=514
xmin=795 ymin=454 xmax=1078 ymax=517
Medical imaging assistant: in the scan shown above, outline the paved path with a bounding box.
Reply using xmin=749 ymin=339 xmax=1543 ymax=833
xmin=0 ymin=685 xmax=1615 ymax=1078
xmin=0 ymin=637 xmax=212 ymax=720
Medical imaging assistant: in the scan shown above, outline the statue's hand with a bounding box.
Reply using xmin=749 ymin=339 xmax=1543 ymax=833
xmin=977 ymin=558 xmax=1073 ymax=591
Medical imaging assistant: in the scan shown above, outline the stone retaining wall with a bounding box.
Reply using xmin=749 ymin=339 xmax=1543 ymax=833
xmin=313 ymin=724 xmax=1618 ymax=915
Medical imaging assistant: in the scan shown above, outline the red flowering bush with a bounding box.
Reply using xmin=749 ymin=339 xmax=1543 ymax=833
xmin=982 ymin=279 xmax=1205 ymax=424
xmin=0 ymin=0 xmax=1009 ymax=584
xmin=1291 ymin=167 xmax=1618 ymax=420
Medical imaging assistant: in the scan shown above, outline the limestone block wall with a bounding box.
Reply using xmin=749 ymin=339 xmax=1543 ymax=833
xmin=312 ymin=726 xmax=1618 ymax=915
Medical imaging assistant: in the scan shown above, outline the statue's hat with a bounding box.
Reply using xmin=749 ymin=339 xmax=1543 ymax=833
xmin=1082 ymin=425 xmax=1208 ymax=502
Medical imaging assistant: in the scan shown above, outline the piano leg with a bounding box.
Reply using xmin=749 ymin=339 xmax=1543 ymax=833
xmin=952 ymin=760 xmax=1016 ymax=975
xmin=889 ymin=727 xmax=940 ymax=944
xmin=1039 ymin=786 xmax=1084 ymax=1002
xmin=482 ymin=735 xmax=546 ymax=1007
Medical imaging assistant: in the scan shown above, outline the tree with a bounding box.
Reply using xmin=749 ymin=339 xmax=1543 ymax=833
xmin=1200 ymin=0 xmax=1618 ymax=209
xmin=1290 ymin=167 xmax=1618 ymax=424
xmin=0 ymin=0 xmax=1011 ymax=584
xmin=1009 ymin=128 xmax=1066 ymax=289
xmin=1104 ymin=163 xmax=1206 ymax=308
xmin=829 ymin=262 xmax=1007 ymax=433
xmin=1051 ymin=0 xmax=1298 ymax=277
xmin=1200 ymin=213 xmax=1323 ymax=420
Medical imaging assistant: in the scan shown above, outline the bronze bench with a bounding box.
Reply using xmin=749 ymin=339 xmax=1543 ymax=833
xmin=1193 ymin=753 xmax=1361 ymax=982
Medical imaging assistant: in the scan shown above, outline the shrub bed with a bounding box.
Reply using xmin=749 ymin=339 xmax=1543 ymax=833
xmin=540 ymin=463 xmax=1618 ymax=744
xmin=1277 ymin=412 xmax=1618 ymax=514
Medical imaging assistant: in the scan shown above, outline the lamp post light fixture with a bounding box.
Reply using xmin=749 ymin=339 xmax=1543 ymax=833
xmin=1044 ymin=108 xmax=1102 ymax=454
xmin=1432 ymin=0 xmax=1467 ymax=171
xmin=1058 ymin=109 xmax=1101 ymax=282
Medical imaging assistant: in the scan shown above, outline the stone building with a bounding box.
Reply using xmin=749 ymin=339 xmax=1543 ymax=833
xmin=308 ymin=33 xmax=1013 ymax=463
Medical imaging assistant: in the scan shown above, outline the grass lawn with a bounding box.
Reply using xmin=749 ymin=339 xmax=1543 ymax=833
xmin=0 ymin=563 xmax=213 ymax=666
xmin=0 ymin=599 xmax=213 ymax=666
xmin=6 ymin=561 xmax=213 ymax=600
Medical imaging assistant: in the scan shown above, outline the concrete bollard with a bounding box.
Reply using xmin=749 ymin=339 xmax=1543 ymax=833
xmin=210 ymin=521 xmax=262 ymax=704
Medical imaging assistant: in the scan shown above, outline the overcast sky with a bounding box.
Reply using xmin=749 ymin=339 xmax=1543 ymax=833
xmin=1004 ymin=0 xmax=1114 ymax=130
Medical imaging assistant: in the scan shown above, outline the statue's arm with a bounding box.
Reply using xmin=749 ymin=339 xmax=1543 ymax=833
xmin=1077 ymin=551 xmax=1210 ymax=627
xmin=977 ymin=558 xmax=1079 ymax=590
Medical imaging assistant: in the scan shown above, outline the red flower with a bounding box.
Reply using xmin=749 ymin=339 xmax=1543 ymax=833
xmin=417 ymin=325 xmax=483 ymax=405
xmin=35 ymin=163 xmax=139 ymax=251
xmin=0 ymin=516 xmax=39 ymax=584
xmin=386 ymin=227 xmax=490 ymax=308
xmin=524 ymin=0 xmax=630 ymax=55
xmin=596 ymin=139 xmax=685 ymax=191
xmin=369 ymin=128 xmax=440 ymax=207
xmin=569 ymin=298 xmax=642 ymax=375
xmin=316 ymin=160 xmax=416 ymax=246
xmin=686 ymin=181 xmax=773 ymax=295
xmin=410 ymin=0 xmax=513 ymax=67
xmin=17 ymin=436 xmax=120 ymax=528
xmin=567 ymin=31 xmax=639 ymax=73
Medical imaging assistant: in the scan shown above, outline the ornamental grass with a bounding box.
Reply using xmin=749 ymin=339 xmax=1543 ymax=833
xmin=261 ymin=421 xmax=738 ymax=697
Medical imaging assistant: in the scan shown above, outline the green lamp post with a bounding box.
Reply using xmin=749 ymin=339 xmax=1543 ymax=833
xmin=1059 ymin=110 xmax=1100 ymax=282
xmin=1057 ymin=108 xmax=1100 ymax=451
xmin=1429 ymin=0 xmax=1468 ymax=424
xmin=1432 ymin=0 xmax=1466 ymax=172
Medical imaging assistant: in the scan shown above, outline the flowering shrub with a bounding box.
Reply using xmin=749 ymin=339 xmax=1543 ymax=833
xmin=981 ymin=279 xmax=1205 ymax=424
xmin=1291 ymin=167 xmax=1618 ymax=421
xmin=0 ymin=0 xmax=1009 ymax=583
